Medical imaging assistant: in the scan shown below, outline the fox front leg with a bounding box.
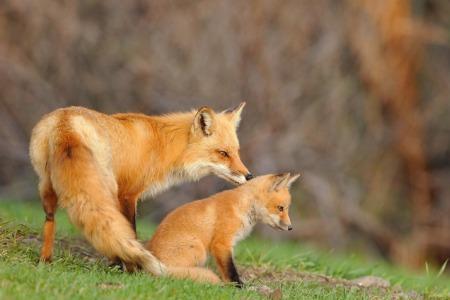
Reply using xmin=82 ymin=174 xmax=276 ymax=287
xmin=211 ymin=242 xmax=243 ymax=287
xmin=226 ymin=256 xmax=243 ymax=287
xmin=118 ymin=195 xmax=138 ymax=235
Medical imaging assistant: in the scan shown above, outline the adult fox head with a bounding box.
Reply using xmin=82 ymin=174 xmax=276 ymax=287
xmin=251 ymin=173 xmax=300 ymax=231
xmin=183 ymin=102 xmax=252 ymax=185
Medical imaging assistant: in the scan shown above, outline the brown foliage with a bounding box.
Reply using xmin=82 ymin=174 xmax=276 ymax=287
xmin=0 ymin=0 xmax=449 ymax=267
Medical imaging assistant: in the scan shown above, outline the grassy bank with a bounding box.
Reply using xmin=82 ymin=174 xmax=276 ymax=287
xmin=0 ymin=200 xmax=448 ymax=299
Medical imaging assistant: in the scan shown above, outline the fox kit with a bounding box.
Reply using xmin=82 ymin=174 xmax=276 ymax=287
xmin=146 ymin=173 xmax=300 ymax=285
xmin=29 ymin=103 xmax=252 ymax=275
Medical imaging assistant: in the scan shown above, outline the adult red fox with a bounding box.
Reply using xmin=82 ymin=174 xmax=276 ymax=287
xmin=29 ymin=103 xmax=252 ymax=275
xmin=146 ymin=173 xmax=299 ymax=285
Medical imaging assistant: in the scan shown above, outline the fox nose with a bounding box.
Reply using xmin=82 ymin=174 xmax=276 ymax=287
xmin=245 ymin=173 xmax=254 ymax=181
xmin=288 ymin=225 xmax=293 ymax=231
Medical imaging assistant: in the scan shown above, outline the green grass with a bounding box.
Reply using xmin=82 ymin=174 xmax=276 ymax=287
xmin=1 ymin=200 xmax=449 ymax=300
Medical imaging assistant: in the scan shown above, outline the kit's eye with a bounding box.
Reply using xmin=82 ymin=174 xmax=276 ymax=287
xmin=218 ymin=150 xmax=229 ymax=158
xmin=277 ymin=206 xmax=284 ymax=212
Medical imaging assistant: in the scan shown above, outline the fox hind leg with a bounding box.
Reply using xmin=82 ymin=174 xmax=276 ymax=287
xmin=110 ymin=194 xmax=139 ymax=271
xmin=39 ymin=179 xmax=58 ymax=263
xmin=44 ymin=128 xmax=165 ymax=275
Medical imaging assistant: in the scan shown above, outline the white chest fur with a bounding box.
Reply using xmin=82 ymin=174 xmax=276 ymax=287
xmin=141 ymin=170 xmax=187 ymax=199
xmin=232 ymin=212 xmax=256 ymax=247
xmin=141 ymin=163 xmax=211 ymax=200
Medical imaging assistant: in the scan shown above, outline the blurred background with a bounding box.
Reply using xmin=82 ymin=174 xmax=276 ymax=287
xmin=0 ymin=0 xmax=449 ymax=269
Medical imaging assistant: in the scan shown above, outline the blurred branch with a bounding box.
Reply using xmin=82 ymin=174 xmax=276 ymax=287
xmin=348 ymin=0 xmax=436 ymax=267
xmin=0 ymin=0 xmax=449 ymax=266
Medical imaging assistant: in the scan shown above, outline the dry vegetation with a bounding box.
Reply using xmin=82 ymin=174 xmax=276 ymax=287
xmin=0 ymin=0 xmax=449 ymax=268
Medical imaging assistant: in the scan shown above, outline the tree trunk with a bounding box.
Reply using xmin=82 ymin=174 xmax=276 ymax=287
xmin=347 ymin=0 xmax=432 ymax=267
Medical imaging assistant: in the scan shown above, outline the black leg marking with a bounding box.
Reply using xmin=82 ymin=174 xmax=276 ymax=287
xmin=109 ymin=258 xmax=125 ymax=271
xmin=227 ymin=256 xmax=243 ymax=288
xmin=131 ymin=214 xmax=136 ymax=234
xmin=45 ymin=212 xmax=54 ymax=221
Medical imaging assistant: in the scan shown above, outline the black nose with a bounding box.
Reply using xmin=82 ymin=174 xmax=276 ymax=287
xmin=288 ymin=225 xmax=293 ymax=231
xmin=245 ymin=173 xmax=254 ymax=181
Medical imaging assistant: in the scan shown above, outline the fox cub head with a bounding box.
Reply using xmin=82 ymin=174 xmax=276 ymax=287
xmin=251 ymin=173 xmax=300 ymax=231
xmin=184 ymin=102 xmax=252 ymax=185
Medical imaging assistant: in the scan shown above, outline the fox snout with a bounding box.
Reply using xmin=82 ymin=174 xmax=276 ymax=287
xmin=265 ymin=213 xmax=293 ymax=232
xmin=235 ymin=171 xmax=252 ymax=182
xmin=279 ymin=215 xmax=292 ymax=231
xmin=227 ymin=171 xmax=252 ymax=185
xmin=231 ymin=155 xmax=251 ymax=180
xmin=245 ymin=173 xmax=254 ymax=181
xmin=280 ymin=221 xmax=293 ymax=231
xmin=225 ymin=154 xmax=252 ymax=185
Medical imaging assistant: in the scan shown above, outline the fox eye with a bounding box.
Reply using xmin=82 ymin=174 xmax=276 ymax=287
xmin=277 ymin=205 xmax=284 ymax=212
xmin=218 ymin=150 xmax=229 ymax=158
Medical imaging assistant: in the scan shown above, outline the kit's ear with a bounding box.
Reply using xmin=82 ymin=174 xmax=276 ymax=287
xmin=192 ymin=106 xmax=215 ymax=136
xmin=224 ymin=102 xmax=246 ymax=128
xmin=270 ymin=173 xmax=291 ymax=192
xmin=286 ymin=174 xmax=301 ymax=189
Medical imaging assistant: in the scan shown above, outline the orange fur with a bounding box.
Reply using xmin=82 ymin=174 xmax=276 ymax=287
xmin=146 ymin=173 xmax=300 ymax=285
xmin=29 ymin=104 xmax=250 ymax=274
xmin=38 ymin=178 xmax=58 ymax=262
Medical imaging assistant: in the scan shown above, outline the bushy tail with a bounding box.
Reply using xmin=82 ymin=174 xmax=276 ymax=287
xmin=48 ymin=130 xmax=166 ymax=275
xmin=167 ymin=266 xmax=221 ymax=284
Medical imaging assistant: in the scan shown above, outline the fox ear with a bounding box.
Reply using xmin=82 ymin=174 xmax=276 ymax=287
xmin=193 ymin=106 xmax=215 ymax=136
xmin=286 ymin=173 xmax=300 ymax=189
xmin=270 ymin=173 xmax=291 ymax=192
xmin=224 ymin=102 xmax=246 ymax=128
